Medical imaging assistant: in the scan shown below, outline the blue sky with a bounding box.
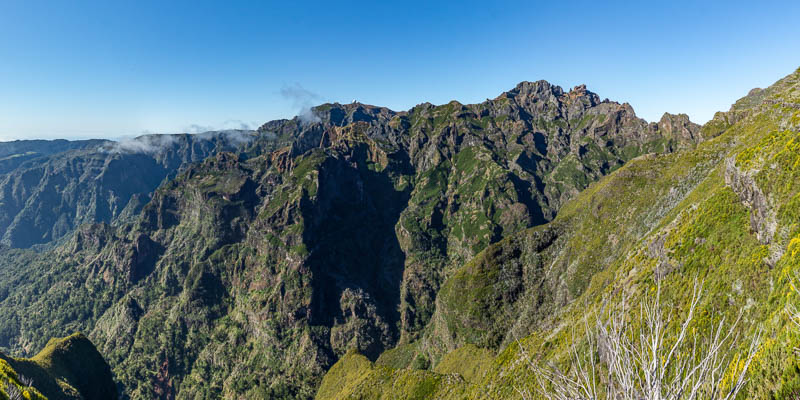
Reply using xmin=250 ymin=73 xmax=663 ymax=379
xmin=1 ymin=0 xmax=799 ymax=140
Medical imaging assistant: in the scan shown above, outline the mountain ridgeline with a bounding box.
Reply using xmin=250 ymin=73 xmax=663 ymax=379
xmin=8 ymin=70 xmax=799 ymax=400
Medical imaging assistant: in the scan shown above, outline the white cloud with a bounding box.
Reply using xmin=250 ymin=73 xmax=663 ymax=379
xmin=102 ymin=129 xmax=256 ymax=154
xmin=280 ymin=83 xmax=322 ymax=124
xmin=102 ymin=134 xmax=180 ymax=154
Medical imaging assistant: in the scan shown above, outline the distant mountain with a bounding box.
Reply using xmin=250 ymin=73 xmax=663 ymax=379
xmin=0 ymin=131 xmax=256 ymax=248
xmin=0 ymin=80 xmax=701 ymax=399
xmin=318 ymin=68 xmax=800 ymax=399
xmin=0 ymin=139 xmax=108 ymax=175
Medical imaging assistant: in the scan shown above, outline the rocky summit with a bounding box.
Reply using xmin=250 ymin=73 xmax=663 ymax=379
xmin=1 ymin=66 xmax=800 ymax=400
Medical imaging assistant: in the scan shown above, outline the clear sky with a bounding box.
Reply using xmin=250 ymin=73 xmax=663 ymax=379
xmin=1 ymin=0 xmax=799 ymax=141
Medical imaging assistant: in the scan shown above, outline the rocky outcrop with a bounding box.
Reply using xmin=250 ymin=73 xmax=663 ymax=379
xmin=724 ymin=157 xmax=777 ymax=245
xmin=432 ymin=224 xmax=562 ymax=352
xmin=724 ymin=156 xmax=783 ymax=267
xmin=655 ymin=112 xmax=702 ymax=144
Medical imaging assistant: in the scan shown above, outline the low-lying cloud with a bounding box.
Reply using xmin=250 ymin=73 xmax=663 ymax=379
xmin=102 ymin=134 xmax=180 ymax=154
xmin=185 ymin=119 xmax=257 ymax=134
xmin=102 ymin=128 xmax=256 ymax=154
xmin=195 ymin=130 xmax=254 ymax=146
xmin=281 ymin=83 xmax=321 ymax=124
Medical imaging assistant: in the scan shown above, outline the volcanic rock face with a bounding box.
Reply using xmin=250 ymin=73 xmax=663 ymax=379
xmin=0 ymin=81 xmax=700 ymax=399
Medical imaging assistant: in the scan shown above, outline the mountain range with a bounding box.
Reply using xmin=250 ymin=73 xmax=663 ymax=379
xmin=0 ymin=67 xmax=798 ymax=399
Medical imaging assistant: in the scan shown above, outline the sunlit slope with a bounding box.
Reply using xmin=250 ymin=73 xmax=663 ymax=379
xmin=0 ymin=333 xmax=116 ymax=400
xmin=317 ymin=67 xmax=800 ymax=399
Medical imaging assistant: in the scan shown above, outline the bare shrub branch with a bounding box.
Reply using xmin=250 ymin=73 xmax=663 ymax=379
xmin=6 ymin=383 xmax=24 ymax=400
xmin=17 ymin=374 xmax=33 ymax=388
xmin=520 ymin=279 xmax=761 ymax=400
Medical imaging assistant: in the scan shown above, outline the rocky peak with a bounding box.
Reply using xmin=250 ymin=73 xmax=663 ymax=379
xmin=563 ymin=84 xmax=600 ymax=106
xmin=505 ymin=80 xmax=563 ymax=100
xmin=311 ymin=102 xmax=397 ymax=127
xmin=657 ymin=112 xmax=701 ymax=143
xmin=495 ymin=80 xmax=609 ymax=121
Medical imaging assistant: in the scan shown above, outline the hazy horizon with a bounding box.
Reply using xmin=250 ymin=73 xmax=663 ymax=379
xmin=2 ymin=0 xmax=799 ymax=141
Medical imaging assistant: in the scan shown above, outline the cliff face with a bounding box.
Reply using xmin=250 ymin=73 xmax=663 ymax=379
xmin=0 ymin=81 xmax=700 ymax=399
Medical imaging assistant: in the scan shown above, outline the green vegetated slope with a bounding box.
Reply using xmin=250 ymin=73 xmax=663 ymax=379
xmin=0 ymin=333 xmax=116 ymax=400
xmin=316 ymin=68 xmax=800 ymax=399
xmin=0 ymin=82 xmax=697 ymax=399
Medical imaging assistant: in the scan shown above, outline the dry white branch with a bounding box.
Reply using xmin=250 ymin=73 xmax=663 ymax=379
xmin=520 ymin=279 xmax=760 ymax=400
xmin=6 ymin=384 xmax=24 ymax=400
xmin=17 ymin=374 xmax=33 ymax=388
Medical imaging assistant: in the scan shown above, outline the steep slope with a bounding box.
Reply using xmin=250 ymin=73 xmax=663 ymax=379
xmin=317 ymin=67 xmax=800 ymax=399
xmin=0 ymin=333 xmax=116 ymax=400
xmin=0 ymin=131 xmax=255 ymax=248
xmin=0 ymin=81 xmax=697 ymax=399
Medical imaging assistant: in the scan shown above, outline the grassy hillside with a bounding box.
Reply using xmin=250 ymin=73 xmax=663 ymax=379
xmin=316 ymin=68 xmax=800 ymax=399
xmin=1 ymin=357 xmax=47 ymax=400
xmin=0 ymin=333 xmax=116 ymax=400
